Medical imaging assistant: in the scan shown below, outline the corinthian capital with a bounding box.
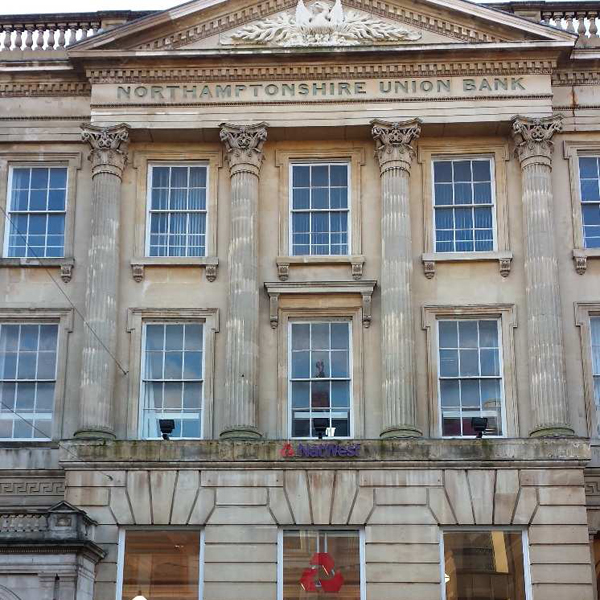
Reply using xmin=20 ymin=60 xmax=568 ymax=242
xmin=371 ymin=118 xmax=422 ymax=174
xmin=220 ymin=122 xmax=268 ymax=177
xmin=81 ymin=123 xmax=130 ymax=178
xmin=512 ymin=115 xmax=563 ymax=167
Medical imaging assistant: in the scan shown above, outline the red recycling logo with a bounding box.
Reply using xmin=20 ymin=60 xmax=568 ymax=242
xmin=299 ymin=552 xmax=345 ymax=593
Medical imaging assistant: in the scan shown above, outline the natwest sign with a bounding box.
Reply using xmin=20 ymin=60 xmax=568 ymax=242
xmin=280 ymin=442 xmax=361 ymax=458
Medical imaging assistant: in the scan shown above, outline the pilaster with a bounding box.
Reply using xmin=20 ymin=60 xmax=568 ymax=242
xmin=371 ymin=118 xmax=422 ymax=438
xmin=219 ymin=123 xmax=268 ymax=440
xmin=75 ymin=124 xmax=129 ymax=440
xmin=512 ymin=115 xmax=574 ymax=437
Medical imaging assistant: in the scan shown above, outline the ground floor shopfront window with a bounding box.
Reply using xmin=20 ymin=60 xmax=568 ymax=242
xmin=442 ymin=529 xmax=530 ymax=600
xmin=117 ymin=529 xmax=202 ymax=600
xmin=279 ymin=529 xmax=364 ymax=600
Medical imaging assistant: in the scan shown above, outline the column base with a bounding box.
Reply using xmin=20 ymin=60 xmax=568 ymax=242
xmin=529 ymin=425 xmax=575 ymax=438
xmin=220 ymin=425 xmax=263 ymax=440
xmin=73 ymin=428 xmax=116 ymax=440
xmin=380 ymin=425 xmax=422 ymax=439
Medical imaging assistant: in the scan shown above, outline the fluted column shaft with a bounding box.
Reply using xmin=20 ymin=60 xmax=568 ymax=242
xmin=76 ymin=124 xmax=129 ymax=439
xmin=512 ymin=116 xmax=574 ymax=437
xmin=372 ymin=119 xmax=422 ymax=438
xmin=220 ymin=123 xmax=268 ymax=439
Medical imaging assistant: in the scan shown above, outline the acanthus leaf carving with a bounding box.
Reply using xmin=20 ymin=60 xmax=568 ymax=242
xmin=511 ymin=115 xmax=563 ymax=165
xmin=81 ymin=123 xmax=130 ymax=178
xmin=220 ymin=122 xmax=268 ymax=176
xmin=371 ymin=118 xmax=422 ymax=173
xmin=222 ymin=0 xmax=422 ymax=48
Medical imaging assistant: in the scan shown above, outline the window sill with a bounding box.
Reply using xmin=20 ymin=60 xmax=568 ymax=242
xmin=0 ymin=257 xmax=74 ymax=283
xmin=421 ymin=251 xmax=513 ymax=279
xmin=573 ymin=248 xmax=600 ymax=274
xmin=130 ymin=257 xmax=219 ymax=282
xmin=276 ymin=255 xmax=365 ymax=281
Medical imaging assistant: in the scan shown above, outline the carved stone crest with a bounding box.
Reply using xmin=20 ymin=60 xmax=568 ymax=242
xmin=222 ymin=0 xmax=422 ymax=47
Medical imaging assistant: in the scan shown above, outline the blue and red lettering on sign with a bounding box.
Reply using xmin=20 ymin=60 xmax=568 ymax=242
xmin=280 ymin=442 xmax=361 ymax=458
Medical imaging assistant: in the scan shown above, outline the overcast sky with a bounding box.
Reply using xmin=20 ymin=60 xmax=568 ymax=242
xmin=3 ymin=0 xmax=581 ymax=15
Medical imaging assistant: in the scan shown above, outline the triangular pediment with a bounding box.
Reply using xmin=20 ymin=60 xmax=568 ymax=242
xmin=70 ymin=0 xmax=575 ymax=54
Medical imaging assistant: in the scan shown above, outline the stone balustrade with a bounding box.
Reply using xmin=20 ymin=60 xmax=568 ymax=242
xmin=0 ymin=10 xmax=151 ymax=51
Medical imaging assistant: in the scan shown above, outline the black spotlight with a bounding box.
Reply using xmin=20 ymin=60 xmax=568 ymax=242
xmin=471 ymin=417 xmax=488 ymax=439
xmin=313 ymin=418 xmax=329 ymax=440
xmin=159 ymin=419 xmax=175 ymax=440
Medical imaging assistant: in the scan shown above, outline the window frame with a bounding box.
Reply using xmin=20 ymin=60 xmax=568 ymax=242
xmin=131 ymin=150 xmax=222 ymax=282
xmin=4 ymin=165 xmax=69 ymax=259
xmin=575 ymin=302 xmax=600 ymax=438
xmin=418 ymin=143 xmax=512 ymax=278
xmin=126 ymin=308 xmax=219 ymax=440
xmin=275 ymin=147 xmax=365 ymax=280
xmin=288 ymin=161 xmax=352 ymax=258
xmin=0 ymin=152 xmax=81 ymax=276
xmin=277 ymin=527 xmax=366 ymax=600
xmin=0 ymin=307 xmax=73 ymax=441
xmin=439 ymin=526 xmax=532 ymax=600
xmin=139 ymin=320 xmax=207 ymax=440
xmin=564 ymin=142 xmax=600 ymax=273
xmin=116 ymin=527 xmax=205 ymax=600
xmin=145 ymin=161 xmax=210 ymax=259
xmin=287 ymin=318 xmax=354 ymax=440
xmin=431 ymin=156 xmax=498 ymax=254
xmin=274 ymin=299 xmax=366 ymax=440
xmin=422 ymin=304 xmax=518 ymax=438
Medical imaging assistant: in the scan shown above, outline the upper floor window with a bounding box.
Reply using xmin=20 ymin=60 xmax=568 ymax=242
xmin=438 ymin=319 xmax=504 ymax=437
xmin=433 ymin=158 xmax=495 ymax=253
xmin=140 ymin=322 xmax=204 ymax=439
xmin=0 ymin=322 xmax=58 ymax=439
xmin=289 ymin=321 xmax=351 ymax=438
xmin=147 ymin=164 xmax=208 ymax=257
xmin=5 ymin=166 xmax=67 ymax=258
xmin=578 ymin=156 xmax=600 ymax=248
xmin=592 ymin=316 xmax=600 ymax=428
xmin=290 ymin=163 xmax=349 ymax=256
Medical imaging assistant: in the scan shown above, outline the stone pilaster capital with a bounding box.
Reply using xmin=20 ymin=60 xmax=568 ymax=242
xmin=371 ymin=118 xmax=422 ymax=175
xmin=220 ymin=122 xmax=268 ymax=177
xmin=511 ymin=115 xmax=563 ymax=168
xmin=81 ymin=123 xmax=130 ymax=178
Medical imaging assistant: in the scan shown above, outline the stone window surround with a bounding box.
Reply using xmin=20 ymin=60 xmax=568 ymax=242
xmin=439 ymin=526 xmax=533 ymax=600
xmin=417 ymin=142 xmax=513 ymax=279
xmin=271 ymin=299 xmax=367 ymax=440
xmin=0 ymin=307 xmax=73 ymax=441
xmin=575 ymin=302 xmax=600 ymax=438
xmin=130 ymin=149 xmax=222 ymax=283
xmin=422 ymin=304 xmax=518 ymax=438
xmin=564 ymin=141 xmax=600 ymax=275
xmin=115 ymin=526 xmax=205 ymax=600
xmin=126 ymin=308 xmax=219 ymax=440
xmin=276 ymin=527 xmax=366 ymax=600
xmin=275 ymin=147 xmax=366 ymax=281
xmin=0 ymin=152 xmax=82 ymax=284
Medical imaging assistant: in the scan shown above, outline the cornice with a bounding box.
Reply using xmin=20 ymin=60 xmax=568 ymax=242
xmin=552 ymin=70 xmax=600 ymax=86
xmin=130 ymin=0 xmax=509 ymax=51
xmin=0 ymin=81 xmax=90 ymax=97
xmin=86 ymin=59 xmax=555 ymax=84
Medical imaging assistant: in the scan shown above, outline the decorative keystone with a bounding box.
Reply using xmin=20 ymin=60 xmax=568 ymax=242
xmin=81 ymin=123 xmax=130 ymax=178
xmin=220 ymin=122 xmax=268 ymax=177
xmin=371 ymin=118 xmax=422 ymax=174
xmin=511 ymin=115 xmax=563 ymax=166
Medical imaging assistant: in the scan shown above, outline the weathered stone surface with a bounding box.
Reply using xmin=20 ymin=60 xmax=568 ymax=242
xmin=307 ymin=471 xmax=335 ymax=524
xmin=188 ymin=488 xmax=215 ymax=524
xmin=202 ymin=470 xmax=282 ymax=487
xmin=331 ymin=471 xmax=358 ymax=524
xmin=530 ymin=584 xmax=594 ymax=600
xmin=216 ymin=487 xmax=268 ymax=506
xmin=512 ymin=487 xmax=538 ymax=524
xmin=204 ymin=544 xmax=277 ymax=563
xmin=521 ymin=470 xmax=585 ymax=487
xmin=204 ymin=525 xmax=278 ymax=544
xmin=531 ymin=505 xmax=588 ymax=525
xmin=375 ymin=488 xmax=427 ymax=505
xmin=203 ymin=582 xmax=276 ymax=600
xmin=365 ymin=543 xmax=441 ymax=563
xmin=360 ymin=470 xmax=443 ymax=487
xmin=529 ymin=544 xmax=592 ymax=564
xmin=537 ymin=486 xmax=586 ymax=505
xmin=366 ymin=582 xmax=441 ymax=600
xmin=348 ymin=488 xmax=375 ymax=524
xmin=366 ymin=525 xmax=441 ymax=544
xmin=208 ymin=506 xmax=275 ymax=525
xmin=150 ymin=470 xmax=177 ymax=524
xmin=468 ymin=470 xmax=495 ymax=524
xmin=368 ymin=505 xmax=437 ymax=525
xmin=65 ymin=487 xmax=109 ymax=507
xmin=529 ymin=525 xmax=591 ymax=545
xmin=126 ymin=471 xmax=151 ymax=524
xmin=494 ymin=470 xmax=519 ymax=524
xmin=366 ymin=563 xmax=441 ymax=583
xmin=427 ymin=488 xmax=456 ymax=525
xmin=444 ymin=470 xmax=474 ymax=524
xmin=267 ymin=488 xmax=294 ymax=524
xmin=171 ymin=470 xmax=200 ymax=524
xmin=203 ymin=563 xmax=276 ymax=582
xmin=108 ymin=488 xmax=133 ymax=525
xmin=530 ymin=564 xmax=593 ymax=584
xmin=284 ymin=470 xmax=311 ymax=524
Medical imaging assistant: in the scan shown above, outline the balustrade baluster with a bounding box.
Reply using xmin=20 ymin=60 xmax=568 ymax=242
xmin=46 ymin=25 xmax=56 ymax=50
xmin=14 ymin=26 xmax=23 ymax=50
xmin=35 ymin=24 xmax=45 ymax=49
xmin=2 ymin=27 xmax=12 ymax=51
xmin=56 ymin=24 xmax=66 ymax=48
xmin=590 ymin=12 xmax=599 ymax=38
xmin=576 ymin=12 xmax=587 ymax=36
xmin=565 ymin=12 xmax=576 ymax=33
xmin=24 ymin=24 xmax=34 ymax=49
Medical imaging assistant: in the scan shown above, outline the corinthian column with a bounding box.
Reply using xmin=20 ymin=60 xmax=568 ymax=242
xmin=512 ymin=115 xmax=573 ymax=437
xmin=371 ymin=119 xmax=422 ymax=438
xmin=75 ymin=123 xmax=129 ymax=439
xmin=219 ymin=123 xmax=268 ymax=439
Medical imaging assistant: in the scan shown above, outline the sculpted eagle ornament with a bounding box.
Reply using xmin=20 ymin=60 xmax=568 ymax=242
xmin=221 ymin=0 xmax=422 ymax=47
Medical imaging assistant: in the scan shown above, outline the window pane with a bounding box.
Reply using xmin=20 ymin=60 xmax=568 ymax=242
xmin=282 ymin=530 xmax=361 ymax=600
xmin=444 ymin=531 xmax=527 ymax=600
xmin=120 ymin=530 xmax=200 ymax=600
xmin=434 ymin=161 xmax=452 ymax=182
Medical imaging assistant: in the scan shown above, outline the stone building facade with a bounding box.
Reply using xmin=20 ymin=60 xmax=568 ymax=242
xmin=0 ymin=0 xmax=599 ymax=599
